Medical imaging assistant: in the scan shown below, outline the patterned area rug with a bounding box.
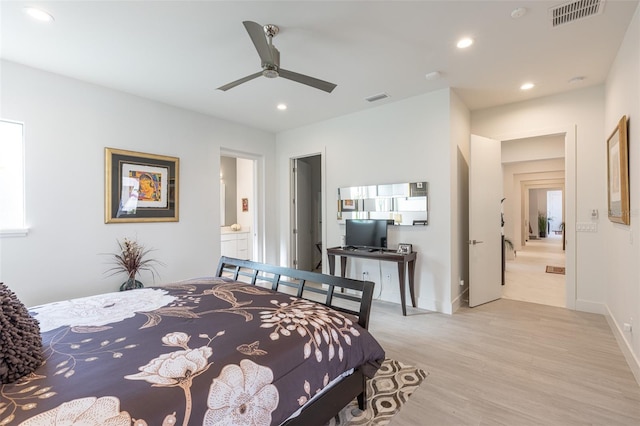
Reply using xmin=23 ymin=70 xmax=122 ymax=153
xmin=546 ymin=265 xmax=565 ymax=275
xmin=326 ymin=358 xmax=428 ymax=425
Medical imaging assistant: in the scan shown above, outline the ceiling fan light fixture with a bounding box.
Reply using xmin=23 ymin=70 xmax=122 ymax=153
xmin=262 ymin=69 xmax=279 ymax=78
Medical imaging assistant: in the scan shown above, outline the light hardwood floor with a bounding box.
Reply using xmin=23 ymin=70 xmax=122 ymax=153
xmin=503 ymin=236 xmax=565 ymax=307
xmin=369 ymin=293 xmax=640 ymax=424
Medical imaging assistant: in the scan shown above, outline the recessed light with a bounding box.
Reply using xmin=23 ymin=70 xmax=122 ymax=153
xmin=24 ymin=7 xmax=54 ymax=22
xmin=425 ymin=71 xmax=442 ymax=80
xmin=457 ymin=37 xmax=474 ymax=49
xmin=520 ymin=82 xmax=535 ymax=90
xmin=277 ymin=103 xmax=287 ymax=111
xmin=511 ymin=7 xmax=527 ymax=19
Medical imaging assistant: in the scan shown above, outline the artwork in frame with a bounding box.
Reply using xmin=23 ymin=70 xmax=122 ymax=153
xmin=242 ymin=197 xmax=249 ymax=212
xmin=105 ymin=148 xmax=179 ymax=223
xmin=397 ymin=243 xmax=412 ymax=254
xmin=606 ymin=116 xmax=629 ymax=225
xmin=341 ymin=199 xmax=357 ymax=210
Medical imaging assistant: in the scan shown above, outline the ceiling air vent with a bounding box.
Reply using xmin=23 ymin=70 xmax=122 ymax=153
xmin=549 ymin=0 xmax=606 ymax=27
xmin=364 ymin=93 xmax=389 ymax=103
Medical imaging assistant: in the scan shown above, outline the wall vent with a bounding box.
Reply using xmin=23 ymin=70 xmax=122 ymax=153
xmin=364 ymin=93 xmax=389 ymax=102
xmin=549 ymin=0 xmax=605 ymax=27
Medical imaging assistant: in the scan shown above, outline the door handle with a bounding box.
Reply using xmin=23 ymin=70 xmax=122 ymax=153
xmin=468 ymin=239 xmax=484 ymax=245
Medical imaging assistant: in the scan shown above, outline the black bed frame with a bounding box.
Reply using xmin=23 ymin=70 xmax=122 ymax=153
xmin=215 ymin=256 xmax=376 ymax=425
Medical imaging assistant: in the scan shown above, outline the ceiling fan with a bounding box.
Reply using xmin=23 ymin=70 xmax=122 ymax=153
xmin=217 ymin=21 xmax=337 ymax=93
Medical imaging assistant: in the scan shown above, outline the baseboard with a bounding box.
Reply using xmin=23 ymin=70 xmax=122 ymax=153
xmin=575 ymin=299 xmax=606 ymax=315
xmin=378 ymin=294 xmax=448 ymax=315
xmin=451 ymin=287 xmax=468 ymax=313
xmin=417 ymin=297 xmax=450 ymax=315
xmin=604 ymin=305 xmax=640 ymax=387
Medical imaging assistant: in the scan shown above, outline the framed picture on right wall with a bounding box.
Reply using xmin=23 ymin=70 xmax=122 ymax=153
xmin=607 ymin=115 xmax=630 ymax=225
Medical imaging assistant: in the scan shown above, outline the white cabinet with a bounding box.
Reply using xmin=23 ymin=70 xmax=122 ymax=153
xmin=221 ymin=231 xmax=250 ymax=259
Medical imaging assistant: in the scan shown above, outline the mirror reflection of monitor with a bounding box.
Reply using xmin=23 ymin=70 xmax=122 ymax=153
xmin=345 ymin=219 xmax=392 ymax=249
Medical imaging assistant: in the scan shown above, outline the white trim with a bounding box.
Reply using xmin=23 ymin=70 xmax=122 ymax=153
xmin=451 ymin=287 xmax=468 ymax=313
xmin=575 ymin=299 xmax=605 ymax=314
xmin=0 ymin=119 xmax=27 ymax=231
xmin=605 ymin=304 xmax=640 ymax=386
xmin=0 ymin=228 xmax=30 ymax=237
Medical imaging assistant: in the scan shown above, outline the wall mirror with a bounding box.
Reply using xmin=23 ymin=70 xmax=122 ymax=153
xmin=337 ymin=181 xmax=428 ymax=225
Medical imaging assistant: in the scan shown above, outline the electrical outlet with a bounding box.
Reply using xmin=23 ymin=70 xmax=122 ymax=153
xmin=386 ymin=274 xmax=391 ymax=282
xmin=362 ymin=271 xmax=369 ymax=281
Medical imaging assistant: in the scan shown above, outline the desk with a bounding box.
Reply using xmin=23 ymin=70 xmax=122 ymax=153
xmin=326 ymin=247 xmax=417 ymax=316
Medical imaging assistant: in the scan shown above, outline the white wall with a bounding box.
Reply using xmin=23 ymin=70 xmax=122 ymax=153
xmin=604 ymin=5 xmax=640 ymax=380
xmin=0 ymin=61 xmax=276 ymax=307
xmin=502 ymin=135 xmax=564 ymax=163
xmin=276 ymin=89 xmax=460 ymax=313
xmin=450 ymin=90 xmax=471 ymax=311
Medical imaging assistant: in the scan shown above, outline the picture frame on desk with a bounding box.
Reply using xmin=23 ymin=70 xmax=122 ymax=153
xmin=397 ymin=243 xmax=412 ymax=254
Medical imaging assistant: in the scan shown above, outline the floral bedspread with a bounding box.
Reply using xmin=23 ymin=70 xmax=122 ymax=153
xmin=0 ymin=277 xmax=385 ymax=426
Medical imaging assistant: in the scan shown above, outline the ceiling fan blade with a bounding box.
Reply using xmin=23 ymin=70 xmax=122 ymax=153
xmin=279 ymin=69 xmax=337 ymax=93
xmin=243 ymin=21 xmax=273 ymax=64
xmin=217 ymin=71 xmax=263 ymax=91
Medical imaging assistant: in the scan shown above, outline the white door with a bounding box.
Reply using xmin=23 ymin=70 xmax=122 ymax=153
xmin=292 ymin=158 xmax=314 ymax=271
xmin=469 ymin=135 xmax=503 ymax=307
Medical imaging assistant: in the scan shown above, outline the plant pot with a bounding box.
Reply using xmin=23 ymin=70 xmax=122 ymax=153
xmin=120 ymin=278 xmax=144 ymax=291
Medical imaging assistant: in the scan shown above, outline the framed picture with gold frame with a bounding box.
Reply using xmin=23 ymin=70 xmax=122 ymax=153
xmin=606 ymin=116 xmax=629 ymax=225
xmin=105 ymin=148 xmax=179 ymax=223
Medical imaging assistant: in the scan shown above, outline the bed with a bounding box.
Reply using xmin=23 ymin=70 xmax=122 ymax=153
xmin=0 ymin=256 xmax=385 ymax=425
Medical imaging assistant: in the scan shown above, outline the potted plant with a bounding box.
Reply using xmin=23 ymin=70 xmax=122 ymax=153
xmin=537 ymin=212 xmax=547 ymax=238
xmin=504 ymin=237 xmax=516 ymax=258
xmin=106 ymin=238 xmax=164 ymax=291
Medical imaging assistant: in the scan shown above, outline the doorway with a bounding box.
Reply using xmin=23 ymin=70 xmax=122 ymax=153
xmin=220 ymin=152 xmax=261 ymax=262
xmin=290 ymin=154 xmax=322 ymax=271
xmin=501 ymin=134 xmax=567 ymax=308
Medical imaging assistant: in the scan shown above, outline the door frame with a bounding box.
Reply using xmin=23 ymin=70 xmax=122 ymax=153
xmin=522 ymin=180 xmax=565 ymax=244
xmin=289 ymin=152 xmax=323 ymax=270
xmin=220 ymin=148 xmax=265 ymax=263
xmin=493 ymin=125 xmax=576 ymax=310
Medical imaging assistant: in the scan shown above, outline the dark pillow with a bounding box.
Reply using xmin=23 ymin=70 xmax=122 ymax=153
xmin=0 ymin=282 xmax=44 ymax=384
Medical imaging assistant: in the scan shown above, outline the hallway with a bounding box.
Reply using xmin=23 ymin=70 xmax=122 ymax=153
xmin=502 ymin=235 xmax=565 ymax=307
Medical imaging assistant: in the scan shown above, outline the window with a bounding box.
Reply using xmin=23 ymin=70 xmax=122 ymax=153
xmin=0 ymin=119 xmax=27 ymax=235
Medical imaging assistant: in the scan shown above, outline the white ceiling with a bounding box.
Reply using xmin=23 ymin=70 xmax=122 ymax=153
xmin=2 ymin=1 xmax=638 ymax=133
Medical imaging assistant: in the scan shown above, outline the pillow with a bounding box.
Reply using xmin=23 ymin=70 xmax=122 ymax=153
xmin=0 ymin=282 xmax=44 ymax=384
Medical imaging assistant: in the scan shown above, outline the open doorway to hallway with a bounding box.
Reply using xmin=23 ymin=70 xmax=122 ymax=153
xmin=501 ymin=134 xmax=567 ymax=308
